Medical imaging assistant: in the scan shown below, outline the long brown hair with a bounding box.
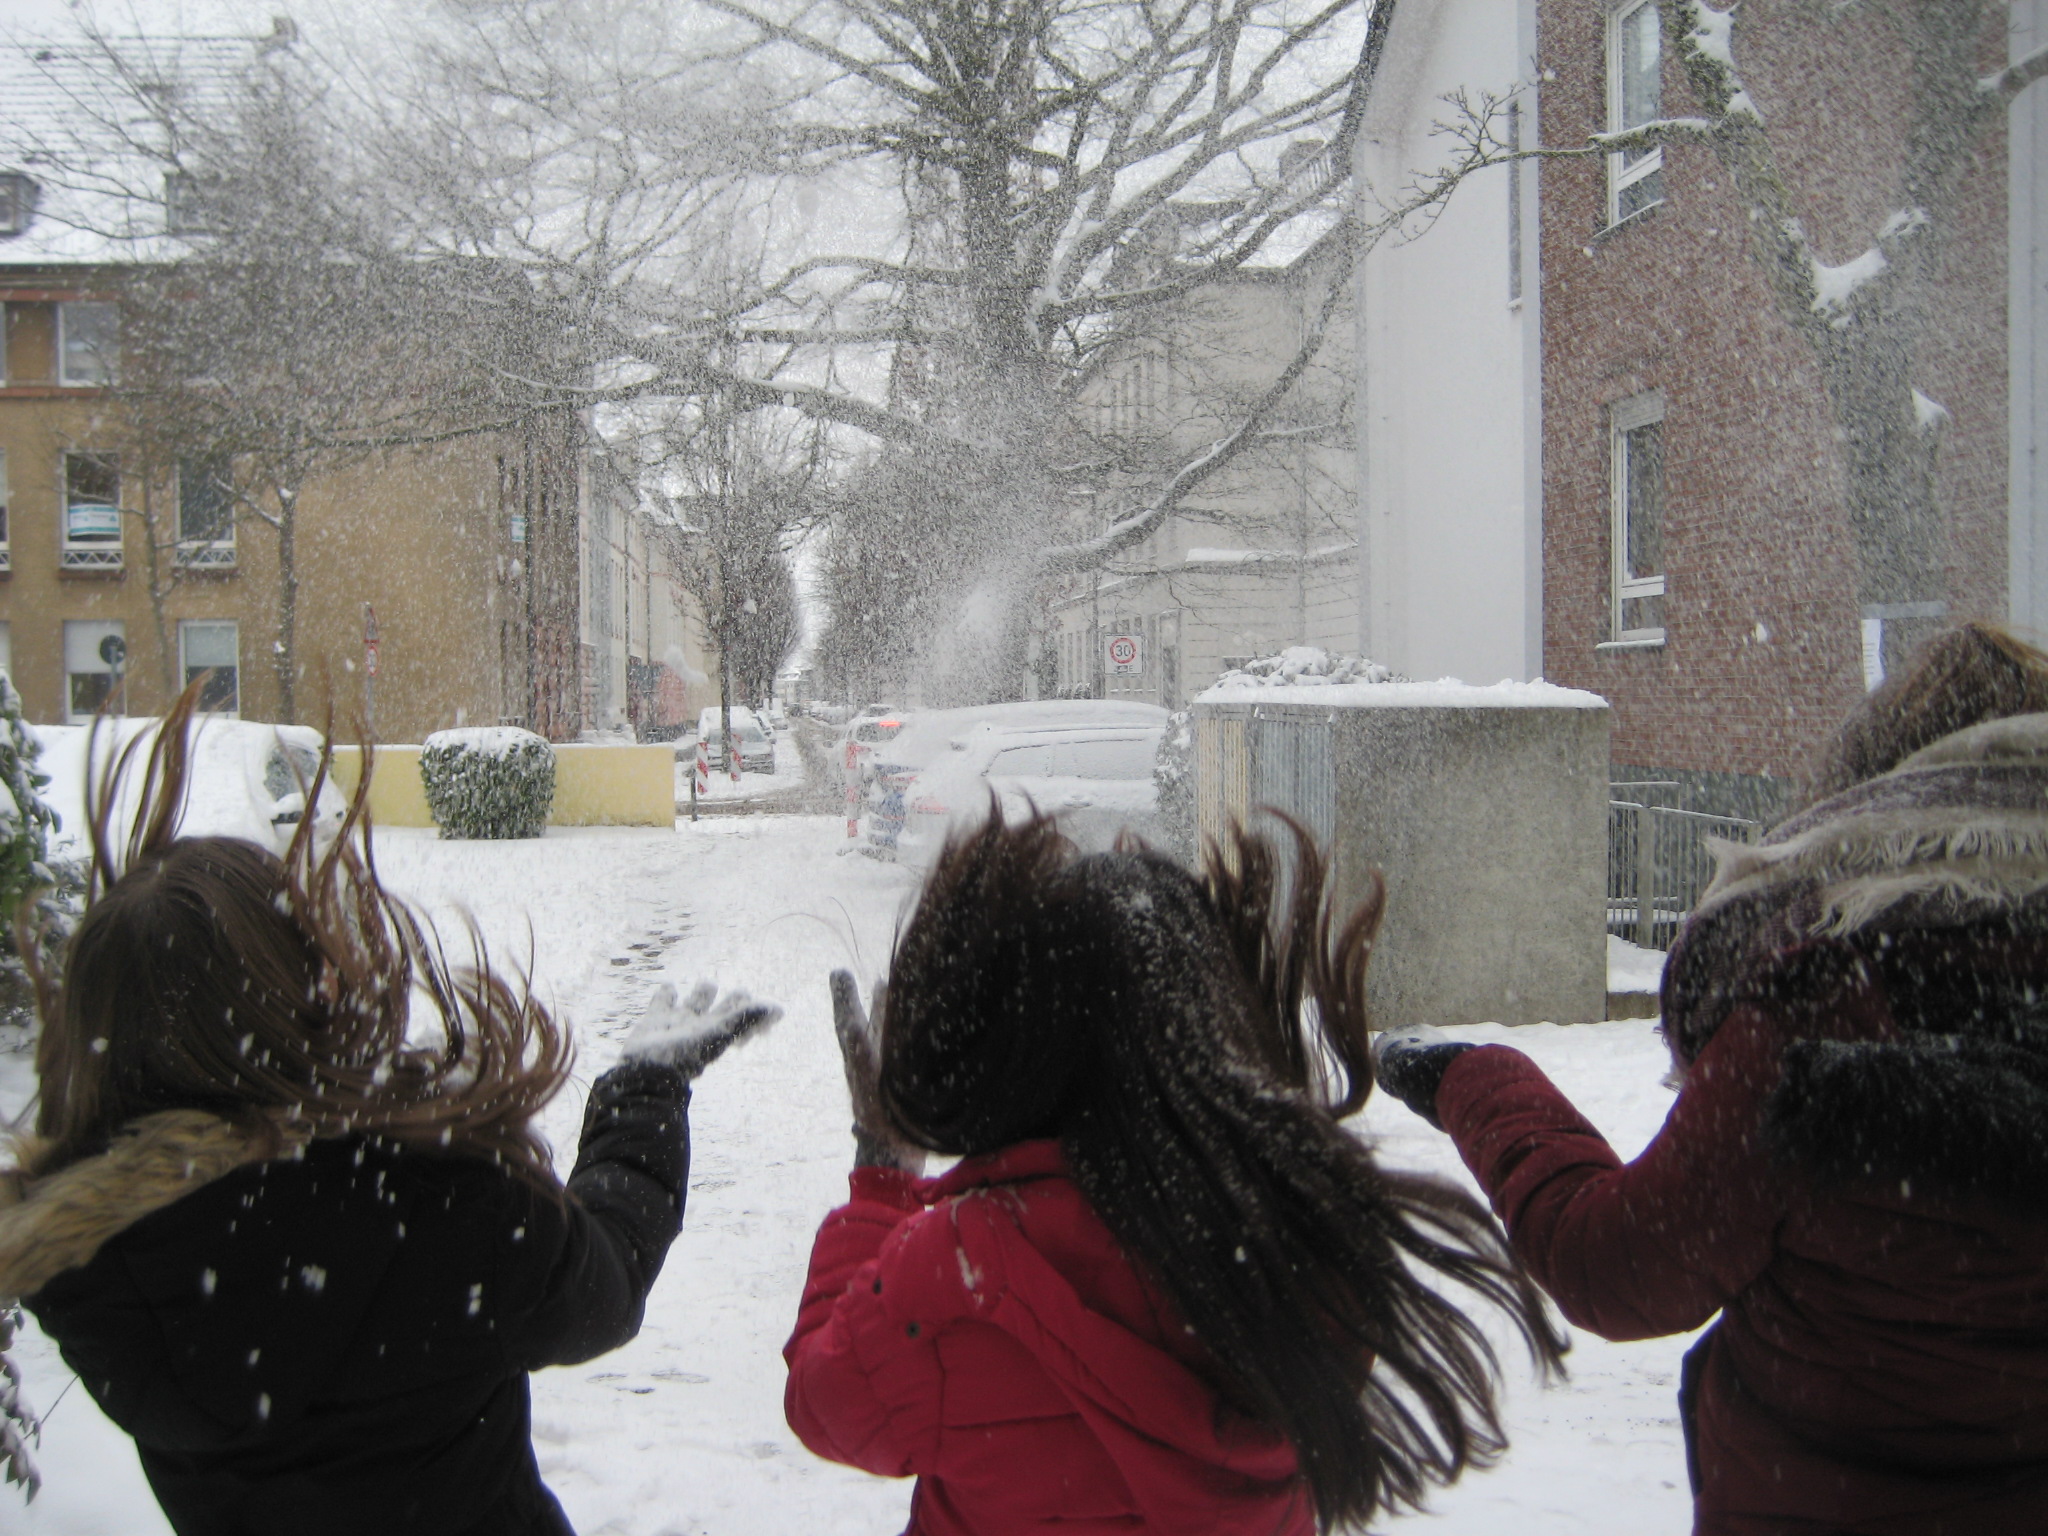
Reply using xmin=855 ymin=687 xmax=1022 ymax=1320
xmin=21 ymin=684 xmax=571 ymax=1181
xmin=879 ymin=810 xmax=1568 ymax=1531
xmin=1804 ymin=622 xmax=2048 ymax=806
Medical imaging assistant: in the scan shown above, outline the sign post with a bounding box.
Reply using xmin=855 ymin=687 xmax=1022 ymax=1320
xmin=362 ymin=604 xmax=379 ymax=736
xmin=98 ymin=633 xmax=127 ymax=716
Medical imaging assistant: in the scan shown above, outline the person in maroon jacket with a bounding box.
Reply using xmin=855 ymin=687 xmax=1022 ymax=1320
xmin=785 ymin=812 xmax=1567 ymax=1535
xmin=1375 ymin=623 xmax=2048 ymax=1536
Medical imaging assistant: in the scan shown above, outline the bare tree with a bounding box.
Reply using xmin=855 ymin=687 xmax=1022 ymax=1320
xmin=366 ymin=0 xmax=1389 ymax=694
xmin=9 ymin=22 xmax=553 ymax=720
xmin=620 ymin=395 xmax=820 ymax=765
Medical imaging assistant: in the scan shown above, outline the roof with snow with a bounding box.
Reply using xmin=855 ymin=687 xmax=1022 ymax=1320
xmin=0 ymin=32 xmax=258 ymax=267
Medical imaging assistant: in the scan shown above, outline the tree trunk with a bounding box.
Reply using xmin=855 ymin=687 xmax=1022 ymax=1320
xmin=275 ymin=483 xmax=299 ymax=724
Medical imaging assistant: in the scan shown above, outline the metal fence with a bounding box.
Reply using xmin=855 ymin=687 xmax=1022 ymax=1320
xmin=1607 ymin=793 xmax=1763 ymax=949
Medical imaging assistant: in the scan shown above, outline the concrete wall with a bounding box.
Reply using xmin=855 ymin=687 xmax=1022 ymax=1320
xmin=1194 ymin=693 xmax=1609 ymax=1027
xmin=332 ymin=743 xmax=677 ymax=828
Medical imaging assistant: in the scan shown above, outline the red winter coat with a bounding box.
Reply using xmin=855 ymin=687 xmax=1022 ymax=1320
xmin=783 ymin=1140 xmax=1313 ymax=1536
xmin=1437 ymin=944 xmax=2048 ymax=1534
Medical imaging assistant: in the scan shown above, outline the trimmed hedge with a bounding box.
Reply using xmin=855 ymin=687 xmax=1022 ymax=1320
xmin=420 ymin=727 xmax=555 ymax=840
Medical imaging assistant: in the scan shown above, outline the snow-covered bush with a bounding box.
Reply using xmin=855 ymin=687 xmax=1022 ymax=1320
xmin=420 ymin=727 xmax=555 ymax=840
xmin=1209 ymin=646 xmax=1404 ymax=691
xmin=0 ymin=1307 xmax=38 ymax=1502
xmin=1153 ymin=712 xmax=1195 ymax=865
xmin=0 ymin=681 xmax=66 ymax=1033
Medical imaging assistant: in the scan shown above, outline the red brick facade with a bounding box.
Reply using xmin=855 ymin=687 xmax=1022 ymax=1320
xmin=1537 ymin=0 xmax=2010 ymax=797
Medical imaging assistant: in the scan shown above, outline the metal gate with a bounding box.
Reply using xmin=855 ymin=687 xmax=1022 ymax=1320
xmin=1608 ymin=798 xmax=1762 ymax=949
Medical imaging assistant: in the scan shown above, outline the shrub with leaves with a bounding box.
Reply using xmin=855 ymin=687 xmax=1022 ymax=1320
xmin=0 ymin=1306 xmax=39 ymax=1503
xmin=421 ymin=728 xmax=555 ymax=840
xmin=0 ymin=678 xmax=64 ymax=1029
xmin=1153 ymin=711 xmax=1195 ymax=866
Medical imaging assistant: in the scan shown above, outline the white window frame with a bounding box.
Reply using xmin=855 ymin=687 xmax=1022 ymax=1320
xmin=174 ymin=456 xmax=238 ymax=569
xmin=63 ymin=619 xmax=126 ymax=724
xmin=57 ymin=301 xmax=119 ymax=388
xmin=1606 ymin=0 xmax=1665 ymax=228
xmin=61 ymin=450 xmax=124 ymax=571
xmin=179 ymin=619 xmax=241 ymax=717
xmin=1609 ymin=391 xmax=1667 ymax=646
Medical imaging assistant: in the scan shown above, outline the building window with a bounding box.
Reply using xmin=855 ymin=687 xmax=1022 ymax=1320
xmin=58 ymin=301 xmax=120 ymax=387
xmin=164 ymin=171 xmax=222 ymax=235
xmin=64 ymin=619 xmax=126 ymax=722
xmin=62 ymin=451 xmax=123 ymax=570
xmin=0 ymin=447 xmax=10 ymax=572
xmin=0 ymin=173 xmax=37 ymax=238
xmin=1607 ymin=0 xmax=1664 ymax=226
xmin=176 ymin=455 xmax=237 ymax=567
xmin=180 ymin=620 xmax=239 ymax=714
xmin=0 ymin=622 xmax=11 ymax=682
xmin=1611 ymin=392 xmax=1666 ymax=643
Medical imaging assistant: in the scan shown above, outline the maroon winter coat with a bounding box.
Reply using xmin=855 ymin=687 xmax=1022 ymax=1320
xmin=1438 ymin=716 xmax=2048 ymax=1535
xmin=783 ymin=1140 xmax=1312 ymax=1536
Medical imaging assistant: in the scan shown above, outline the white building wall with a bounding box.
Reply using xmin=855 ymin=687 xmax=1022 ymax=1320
xmin=1356 ymin=0 xmax=1542 ymax=682
xmin=2013 ymin=0 xmax=2048 ymax=641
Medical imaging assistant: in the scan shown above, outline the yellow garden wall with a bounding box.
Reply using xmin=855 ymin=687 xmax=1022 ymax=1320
xmin=331 ymin=744 xmax=676 ymax=829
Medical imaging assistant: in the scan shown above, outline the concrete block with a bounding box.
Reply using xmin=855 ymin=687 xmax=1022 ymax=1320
xmin=1193 ymin=682 xmax=1610 ymax=1028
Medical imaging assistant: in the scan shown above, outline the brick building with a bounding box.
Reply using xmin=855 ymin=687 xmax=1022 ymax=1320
xmin=0 ymin=34 xmax=716 ymax=744
xmin=1534 ymin=0 xmax=2015 ymax=817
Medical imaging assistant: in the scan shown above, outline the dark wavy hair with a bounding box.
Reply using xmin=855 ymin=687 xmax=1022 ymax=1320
xmin=20 ymin=684 xmax=572 ymax=1182
xmin=1803 ymin=622 xmax=2048 ymax=806
xmin=878 ymin=809 xmax=1568 ymax=1530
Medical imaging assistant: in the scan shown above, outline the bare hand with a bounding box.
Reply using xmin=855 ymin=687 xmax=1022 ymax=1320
xmin=830 ymin=969 xmax=923 ymax=1173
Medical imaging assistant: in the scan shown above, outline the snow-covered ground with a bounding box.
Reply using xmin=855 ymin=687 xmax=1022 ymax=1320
xmin=2 ymin=816 xmax=1696 ymax=1535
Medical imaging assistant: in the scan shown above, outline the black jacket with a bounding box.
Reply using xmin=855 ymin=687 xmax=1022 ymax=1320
xmin=26 ymin=1061 xmax=690 ymax=1536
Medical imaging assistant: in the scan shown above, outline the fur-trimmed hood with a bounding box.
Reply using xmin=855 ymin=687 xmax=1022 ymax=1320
xmin=0 ymin=1112 xmax=294 ymax=1301
xmin=1662 ymin=712 xmax=2048 ymax=1214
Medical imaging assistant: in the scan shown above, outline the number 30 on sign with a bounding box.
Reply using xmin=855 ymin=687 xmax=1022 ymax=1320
xmin=1105 ymin=633 xmax=1143 ymax=676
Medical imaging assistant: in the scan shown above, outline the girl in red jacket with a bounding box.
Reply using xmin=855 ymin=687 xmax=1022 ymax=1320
xmin=785 ymin=813 xmax=1567 ymax=1535
xmin=1376 ymin=623 xmax=2048 ymax=1535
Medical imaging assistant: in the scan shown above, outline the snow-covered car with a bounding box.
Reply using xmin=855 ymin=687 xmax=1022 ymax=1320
xmin=838 ymin=709 xmax=911 ymax=792
xmin=697 ymin=706 xmax=776 ymax=773
xmin=858 ymin=700 xmax=1169 ymax=861
xmin=32 ymin=716 xmax=347 ymax=860
xmin=878 ymin=720 xmax=1169 ymax=868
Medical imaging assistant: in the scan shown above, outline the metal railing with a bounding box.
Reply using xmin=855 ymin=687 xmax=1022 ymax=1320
xmin=1608 ymin=796 xmax=1762 ymax=949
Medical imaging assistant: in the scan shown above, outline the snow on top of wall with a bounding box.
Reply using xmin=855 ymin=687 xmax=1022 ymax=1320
xmin=424 ymin=726 xmax=549 ymax=757
xmin=1195 ymin=648 xmax=1606 ymax=709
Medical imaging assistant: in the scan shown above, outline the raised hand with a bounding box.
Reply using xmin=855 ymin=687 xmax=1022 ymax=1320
xmin=621 ymin=980 xmax=781 ymax=1079
xmin=1370 ymin=1024 xmax=1476 ymax=1131
xmin=830 ymin=969 xmax=923 ymax=1174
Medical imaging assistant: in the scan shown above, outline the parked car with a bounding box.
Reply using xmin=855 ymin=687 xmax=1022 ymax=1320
xmin=696 ymin=705 xmax=777 ymax=773
xmin=858 ymin=700 xmax=1169 ymax=861
xmin=839 ymin=708 xmax=912 ymax=792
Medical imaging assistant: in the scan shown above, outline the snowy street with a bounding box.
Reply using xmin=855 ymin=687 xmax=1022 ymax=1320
xmin=3 ymin=816 xmax=1696 ymax=1536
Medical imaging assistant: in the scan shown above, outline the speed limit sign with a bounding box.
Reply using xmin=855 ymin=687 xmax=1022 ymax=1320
xmin=1105 ymin=632 xmax=1143 ymax=676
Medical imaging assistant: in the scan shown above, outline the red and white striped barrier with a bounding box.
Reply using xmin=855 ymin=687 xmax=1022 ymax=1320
xmin=694 ymin=741 xmax=710 ymax=799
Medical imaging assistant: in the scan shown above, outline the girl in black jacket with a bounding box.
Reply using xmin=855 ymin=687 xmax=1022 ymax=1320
xmin=0 ymin=691 xmax=776 ymax=1536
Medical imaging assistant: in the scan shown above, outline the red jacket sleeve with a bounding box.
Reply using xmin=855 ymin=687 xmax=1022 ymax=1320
xmin=783 ymin=1165 xmax=942 ymax=1476
xmin=1434 ymin=1014 xmax=1793 ymax=1342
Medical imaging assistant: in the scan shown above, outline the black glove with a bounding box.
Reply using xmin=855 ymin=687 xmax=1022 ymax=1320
xmin=1371 ymin=1025 xmax=1476 ymax=1130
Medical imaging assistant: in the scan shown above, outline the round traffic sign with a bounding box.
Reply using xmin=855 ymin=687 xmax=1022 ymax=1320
xmin=1108 ymin=636 xmax=1138 ymax=666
